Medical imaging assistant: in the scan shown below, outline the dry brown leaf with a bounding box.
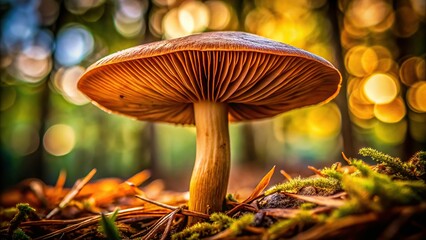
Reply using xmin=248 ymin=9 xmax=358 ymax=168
xmin=243 ymin=166 xmax=276 ymax=204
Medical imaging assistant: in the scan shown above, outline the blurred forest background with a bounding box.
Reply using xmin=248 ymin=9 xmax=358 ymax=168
xmin=1 ymin=0 xmax=425 ymax=191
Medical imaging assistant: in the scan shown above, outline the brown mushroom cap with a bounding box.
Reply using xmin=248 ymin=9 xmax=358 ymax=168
xmin=78 ymin=31 xmax=341 ymax=124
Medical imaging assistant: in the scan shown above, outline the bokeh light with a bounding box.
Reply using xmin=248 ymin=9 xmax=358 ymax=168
xmin=162 ymin=0 xmax=210 ymax=39
xmin=373 ymin=120 xmax=407 ymax=145
xmin=340 ymin=0 xmax=425 ymax=148
xmin=54 ymin=25 xmax=94 ymax=66
xmin=53 ymin=66 xmax=90 ymax=105
xmin=150 ymin=0 xmax=235 ymax=39
xmin=38 ymin=0 xmax=60 ymax=25
xmin=1 ymin=0 xmax=425 ymax=191
xmin=43 ymin=124 xmax=76 ymax=156
xmin=1 ymin=6 xmax=38 ymax=50
xmin=400 ymin=57 xmax=425 ymax=86
xmin=114 ymin=0 xmax=147 ymax=38
xmin=9 ymin=124 xmax=40 ymax=156
xmin=273 ymin=102 xmax=342 ymax=162
xmin=306 ymin=103 xmax=342 ymax=138
xmin=407 ymin=81 xmax=426 ymax=113
xmin=363 ymin=73 xmax=399 ymax=104
xmin=348 ymin=88 xmax=375 ymax=120
xmin=15 ymin=45 xmax=52 ymax=83
xmin=373 ymin=97 xmax=406 ymax=123
xmin=0 ymin=87 xmax=16 ymax=111
xmin=206 ymin=1 xmax=231 ymax=30
xmin=65 ymin=0 xmax=105 ymax=15
xmin=345 ymin=45 xmax=378 ymax=77
xmin=178 ymin=0 xmax=209 ymax=33
xmin=347 ymin=0 xmax=392 ymax=29
xmin=162 ymin=8 xmax=186 ymax=39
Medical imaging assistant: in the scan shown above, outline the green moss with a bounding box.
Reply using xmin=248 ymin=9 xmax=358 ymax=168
xmin=172 ymin=222 xmax=218 ymax=240
xmin=320 ymin=165 xmax=344 ymax=180
xmin=265 ymin=176 xmax=341 ymax=196
xmin=8 ymin=203 xmax=38 ymax=236
xmin=262 ymin=150 xmax=426 ymax=239
xmin=172 ymin=213 xmax=234 ymax=240
xmin=11 ymin=228 xmax=30 ymax=240
xmin=330 ymin=198 xmax=363 ymax=219
xmin=226 ymin=193 xmax=238 ymax=202
xmin=228 ymin=213 xmax=254 ymax=236
xmin=267 ymin=209 xmax=317 ymax=240
xmin=347 ymin=159 xmax=425 ymax=207
xmin=358 ymin=148 xmax=424 ymax=180
xmin=209 ymin=212 xmax=234 ymax=228
xmin=172 ymin=213 xmax=254 ymax=240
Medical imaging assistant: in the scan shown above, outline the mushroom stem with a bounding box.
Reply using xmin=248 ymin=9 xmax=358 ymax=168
xmin=189 ymin=101 xmax=230 ymax=225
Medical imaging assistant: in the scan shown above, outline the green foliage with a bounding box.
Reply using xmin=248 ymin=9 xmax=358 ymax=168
xmin=8 ymin=203 xmax=38 ymax=236
xmin=358 ymin=147 xmax=425 ymax=180
xmin=172 ymin=222 xmax=218 ymax=240
xmin=265 ymin=176 xmax=341 ymax=196
xmin=330 ymin=198 xmax=363 ymax=219
xmin=262 ymin=149 xmax=426 ymax=239
xmin=319 ymin=163 xmax=344 ymax=180
xmin=98 ymin=208 xmax=121 ymax=240
xmin=347 ymin=159 xmax=425 ymax=206
xmin=209 ymin=212 xmax=234 ymax=229
xmin=330 ymin=153 xmax=426 ymax=218
xmin=11 ymin=228 xmax=30 ymax=240
xmin=267 ymin=209 xmax=317 ymax=240
xmin=172 ymin=212 xmax=253 ymax=240
xmin=228 ymin=213 xmax=254 ymax=236
xmin=226 ymin=193 xmax=238 ymax=202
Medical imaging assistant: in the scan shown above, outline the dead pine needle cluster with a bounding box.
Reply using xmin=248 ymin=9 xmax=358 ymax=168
xmin=1 ymin=148 xmax=426 ymax=239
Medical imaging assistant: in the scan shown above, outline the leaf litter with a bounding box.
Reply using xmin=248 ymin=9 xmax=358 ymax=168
xmin=1 ymin=148 xmax=425 ymax=239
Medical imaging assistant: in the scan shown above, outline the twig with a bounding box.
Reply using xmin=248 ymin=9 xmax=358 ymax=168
xmin=135 ymin=195 xmax=178 ymax=211
xmin=307 ymin=166 xmax=325 ymax=177
xmin=161 ymin=207 xmax=181 ymax=240
xmin=46 ymin=169 xmax=97 ymax=219
xmin=341 ymin=152 xmax=351 ymax=164
xmin=134 ymin=207 xmax=181 ymax=239
xmin=135 ymin=195 xmax=209 ymax=219
xmin=280 ymin=169 xmax=293 ymax=180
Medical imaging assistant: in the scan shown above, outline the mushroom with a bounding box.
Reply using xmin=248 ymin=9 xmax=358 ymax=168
xmin=77 ymin=31 xmax=341 ymax=224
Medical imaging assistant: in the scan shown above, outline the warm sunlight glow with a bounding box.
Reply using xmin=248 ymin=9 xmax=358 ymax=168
xmin=206 ymin=1 xmax=231 ymax=30
xmin=163 ymin=8 xmax=186 ymax=39
xmin=43 ymin=124 xmax=76 ymax=156
xmin=178 ymin=1 xmax=209 ymax=33
xmin=345 ymin=46 xmax=378 ymax=77
xmin=373 ymin=121 xmax=407 ymax=145
xmin=307 ymin=103 xmax=341 ymax=138
xmin=400 ymin=57 xmax=425 ymax=86
xmin=348 ymin=89 xmax=375 ymax=120
xmin=15 ymin=45 xmax=52 ymax=83
xmin=407 ymin=81 xmax=426 ymax=113
xmin=348 ymin=1 xmax=391 ymax=28
xmin=54 ymin=66 xmax=90 ymax=105
xmin=363 ymin=73 xmax=398 ymax=104
xmin=374 ymin=97 xmax=406 ymax=123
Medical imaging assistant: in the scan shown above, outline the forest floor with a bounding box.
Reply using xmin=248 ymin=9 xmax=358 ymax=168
xmin=1 ymin=148 xmax=425 ymax=240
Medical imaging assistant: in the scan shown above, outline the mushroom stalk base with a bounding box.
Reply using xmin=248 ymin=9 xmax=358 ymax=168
xmin=189 ymin=101 xmax=230 ymax=225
